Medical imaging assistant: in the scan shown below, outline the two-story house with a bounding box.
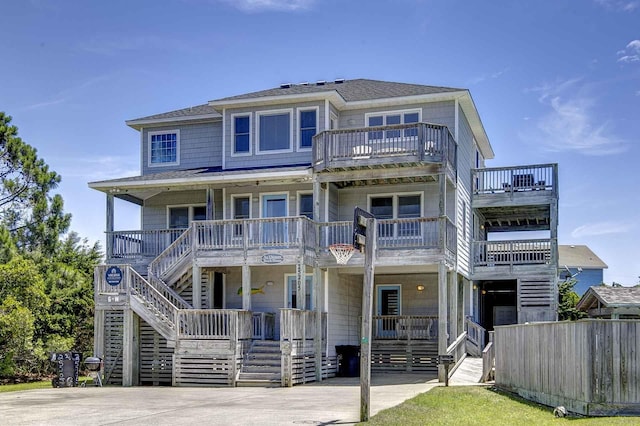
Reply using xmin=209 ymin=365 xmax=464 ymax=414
xmin=89 ymin=78 xmax=559 ymax=387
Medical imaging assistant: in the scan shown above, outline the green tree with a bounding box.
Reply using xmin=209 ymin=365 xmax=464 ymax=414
xmin=558 ymin=278 xmax=586 ymax=321
xmin=0 ymin=112 xmax=71 ymax=255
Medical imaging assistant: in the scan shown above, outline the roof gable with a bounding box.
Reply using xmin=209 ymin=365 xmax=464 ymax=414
xmin=577 ymin=286 xmax=640 ymax=310
xmin=558 ymin=245 xmax=608 ymax=269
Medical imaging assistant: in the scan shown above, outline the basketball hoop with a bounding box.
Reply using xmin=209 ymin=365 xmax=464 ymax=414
xmin=329 ymin=243 xmax=355 ymax=265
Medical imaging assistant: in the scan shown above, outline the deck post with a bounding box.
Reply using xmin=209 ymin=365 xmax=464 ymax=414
xmin=360 ymin=216 xmax=377 ymax=422
xmin=192 ymin=264 xmax=202 ymax=309
xmin=314 ymin=267 xmax=323 ymax=381
xmin=438 ymin=262 xmax=448 ymax=382
xmin=122 ymin=308 xmax=136 ymax=386
xmin=106 ymin=193 xmax=114 ymax=258
xmin=206 ymin=187 xmax=214 ymax=220
xmin=242 ymin=264 xmax=251 ymax=311
xmin=449 ymin=270 xmax=458 ymax=340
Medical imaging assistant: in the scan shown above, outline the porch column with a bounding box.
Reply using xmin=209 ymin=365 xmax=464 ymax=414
xmin=242 ymin=264 xmax=251 ymax=311
xmin=314 ymin=267 xmax=323 ymax=382
xmin=438 ymin=262 xmax=448 ymax=382
xmin=106 ymin=193 xmax=114 ymax=258
xmin=206 ymin=187 xmax=214 ymax=220
xmin=449 ymin=271 xmax=458 ymax=340
xmin=297 ymin=261 xmax=306 ymax=310
xmin=313 ymin=177 xmax=321 ymax=222
xmin=192 ymin=264 xmax=202 ymax=309
xmin=93 ymin=309 xmax=105 ymax=359
xmin=122 ymin=308 xmax=138 ymax=386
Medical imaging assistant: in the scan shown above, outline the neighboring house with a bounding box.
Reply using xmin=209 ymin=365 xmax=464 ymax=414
xmin=558 ymin=245 xmax=608 ymax=295
xmin=576 ymin=285 xmax=640 ymax=319
xmin=89 ymin=78 xmax=559 ymax=387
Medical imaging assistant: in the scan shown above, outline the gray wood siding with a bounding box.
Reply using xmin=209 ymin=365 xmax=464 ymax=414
xmin=337 ymin=183 xmax=441 ymax=221
xmin=141 ymin=122 xmax=222 ymax=175
xmin=143 ymin=190 xmax=206 ymax=230
xmin=327 ymin=271 xmax=362 ymax=355
xmin=454 ymin=106 xmax=476 ymax=277
xmin=224 ymin=101 xmax=325 ymax=170
xmin=328 ymin=183 xmax=339 ymax=222
xmin=374 ymin=274 xmax=438 ymax=316
xmin=224 ymin=183 xmax=313 ymax=219
xmin=338 ymin=101 xmax=455 ymax=130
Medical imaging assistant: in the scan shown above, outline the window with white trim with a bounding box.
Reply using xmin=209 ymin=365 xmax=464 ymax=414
xmin=298 ymin=108 xmax=317 ymax=149
xmin=369 ymin=194 xmax=421 ymax=238
xmin=366 ymin=110 xmax=421 ymax=139
xmin=232 ymin=195 xmax=251 ymax=237
xmin=168 ymin=205 xmax=206 ymax=229
xmin=149 ymin=130 xmax=179 ymax=166
xmin=233 ymin=114 xmax=251 ymax=155
xmin=257 ymin=110 xmax=292 ymax=153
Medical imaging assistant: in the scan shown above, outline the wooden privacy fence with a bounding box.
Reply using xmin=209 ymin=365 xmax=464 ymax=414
xmin=495 ymin=320 xmax=640 ymax=416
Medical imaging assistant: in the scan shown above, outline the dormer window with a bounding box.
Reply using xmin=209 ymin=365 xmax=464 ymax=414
xmin=149 ymin=130 xmax=179 ymax=166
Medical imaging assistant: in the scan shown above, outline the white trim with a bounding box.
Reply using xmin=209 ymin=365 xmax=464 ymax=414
xmin=222 ymin=187 xmax=227 ymax=219
xmin=454 ymin=99 xmax=459 ymax=142
xmin=367 ymin=192 xmax=424 ymax=218
xmin=256 ymin=108 xmax=294 ymax=155
xmin=296 ymin=190 xmax=313 ymax=218
xmin=126 ymin=114 xmax=221 ymax=130
xmin=259 ymin=192 xmax=289 ymax=218
xmin=296 ymin=106 xmax=319 ymax=152
xmin=230 ymin=193 xmax=253 ymax=220
xmin=89 ymin=168 xmax=313 ymax=191
xmin=139 ymin=127 xmax=144 ymax=174
xmin=209 ymin=91 xmax=345 ymax=108
xmin=330 ymin=112 xmax=338 ymax=130
xmin=230 ymin=112 xmax=253 ymax=157
xmin=364 ymin=108 xmax=422 ymax=126
xmin=166 ymin=203 xmax=206 ymax=228
xmin=148 ymin=129 xmax=180 ymax=168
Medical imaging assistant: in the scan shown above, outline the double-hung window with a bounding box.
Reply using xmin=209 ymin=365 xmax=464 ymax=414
xmin=149 ymin=130 xmax=179 ymax=166
xmin=257 ymin=109 xmax=292 ymax=153
xmin=366 ymin=110 xmax=421 ymax=140
xmin=233 ymin=114 xmax=251 ymax=155
xmin=232 ymin=195 xmax=251 ymax=237
xmin=298 ymin=108 xmax=317 ymax=150
xmin=370 ymin=194 xmax=422 ymax=238
xmin=298 ymin=193 xmax=313 ymax=219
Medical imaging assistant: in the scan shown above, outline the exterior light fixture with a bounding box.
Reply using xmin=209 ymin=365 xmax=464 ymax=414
xmin=416 ymin=284 xmax=425 ymax=292
xmin=266 ymin=281 xmax=274 ymax=286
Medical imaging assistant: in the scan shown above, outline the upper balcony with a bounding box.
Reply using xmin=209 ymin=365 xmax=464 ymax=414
xmin=312 ymin=122 xmax=457 ymax=178
xmin=472 ymin=164 xmax=558 ymax=208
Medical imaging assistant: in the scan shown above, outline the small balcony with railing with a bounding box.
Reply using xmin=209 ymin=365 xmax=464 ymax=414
xmin=471 ymin=238 xmax=558 ymax=275
xmin=472 ymin=164 xmax=558 ymax=208
xmin=313 ymin=122 xmax=457 ymax=176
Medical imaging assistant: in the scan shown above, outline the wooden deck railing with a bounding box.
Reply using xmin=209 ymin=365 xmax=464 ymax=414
xmin=466 ymin=318 xmax=486 ymax=355
xmin=481 ymin=331 xmax=495 ymax=382
xmin=313 ymin=122 xmax=457 ymax=172
xmin=252 ymin=312 xmax=276 ymax=340
xmin=472 ymin=164 xmax=558 ymax=195
xmin=472 ymin=239 xmax=556 ymax=268
xmin=177 ymin=309 xmax=252 ymax=340
xmin=446 ymin=331 xmax=468 ymax=367
xmin=108 ymin=216 xmax=457 ymax=262
xmin=280 ymin=309 xmax=327 ymax=342
xmin=372 ymin=315 xmax=438 ymax=340
xmin=108 ymin=229 xmax=187 ymax=260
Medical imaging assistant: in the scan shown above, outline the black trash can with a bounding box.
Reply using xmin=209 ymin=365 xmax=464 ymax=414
xmin=51 ymin=352 xmax=81 ymax=388
xmin=336 ymin=345 xmax=360 ymax=377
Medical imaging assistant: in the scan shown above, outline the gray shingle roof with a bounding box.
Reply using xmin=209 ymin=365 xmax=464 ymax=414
xmin=581 ymin=286 xmax=640 ymax=308
xmin=128 ymin=104 xmax=221 ymax=124
xmin=558 ymin=245 xmax=608 ymax=269
xmin=213 ymin=79 xmax=464 ymax=103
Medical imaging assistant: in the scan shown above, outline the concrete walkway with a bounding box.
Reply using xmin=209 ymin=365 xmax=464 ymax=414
xmin=0 ymin=370 xmax=487 ymax=425
xmin=450 ymin=356 xmax=484 ymax=385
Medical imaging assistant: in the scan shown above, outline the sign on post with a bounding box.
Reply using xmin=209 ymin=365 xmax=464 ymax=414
xmin=105 ymin=266 xmax=123 ymax=286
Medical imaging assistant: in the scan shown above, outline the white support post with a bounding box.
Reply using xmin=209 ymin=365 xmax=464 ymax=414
xmin=449 ymin=270 xmax=458 ymax=340
xmin=242 ymin=264 xmax=251 ymax=311
xmin=192 ymin=264 xmax=202 ymax=309
xmin=438 ymin=262 xmax=448 ymax=382
xmin=122 ymin=308 xmax=135 ymax=387
xmin=314 ymin=267 xmax=323 ymax=381
xmin=206 ymin=187 xmax=214 ymax=220
xmin=297 ymin=261 xmax=305 ymax=311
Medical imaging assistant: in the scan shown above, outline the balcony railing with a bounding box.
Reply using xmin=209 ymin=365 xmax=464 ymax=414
xmin=372 ymin=315 xmax=438 ymax=340
xmin=472 ymin=239 xmax=556 ymax=268
xmin=107 ymin=216 xmax=457 ymax=261
xmin=472 ymin=164 xmax=558 ymax=196
xmin=313 ymin=122 xmax=456 ymax=172
xmin=108 ymin=229 xmax=187 ymax=260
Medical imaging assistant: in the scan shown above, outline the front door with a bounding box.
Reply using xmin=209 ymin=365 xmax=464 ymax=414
xmin=376 ymin=285 xmax=401 ymax=338
xmin=262 ymin=194 xmax=287 ymax=245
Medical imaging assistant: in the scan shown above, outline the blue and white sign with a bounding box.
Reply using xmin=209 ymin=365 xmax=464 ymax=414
xmin=105 ymin=266 xmax=123 ymax=286
xmin=262 ymin=253 xmax=284 ymax=264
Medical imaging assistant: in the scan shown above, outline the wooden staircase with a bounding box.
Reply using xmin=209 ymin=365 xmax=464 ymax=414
xmin=236 ymin=340 xmax=282 ymax=387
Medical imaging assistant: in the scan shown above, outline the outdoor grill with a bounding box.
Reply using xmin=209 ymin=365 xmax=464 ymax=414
xmin=84 ymin=357 xmax=102 ymax=372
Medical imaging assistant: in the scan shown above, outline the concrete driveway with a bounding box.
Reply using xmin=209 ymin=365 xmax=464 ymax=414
xmin=0 ymin=375 xmax=440 ymax=425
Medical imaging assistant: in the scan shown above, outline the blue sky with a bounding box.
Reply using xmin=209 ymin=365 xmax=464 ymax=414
xmin=2 ymin=0 xmax=639 ymax=284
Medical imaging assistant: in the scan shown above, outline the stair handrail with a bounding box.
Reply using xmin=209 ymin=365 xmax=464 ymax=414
xmin=148 ymin=225 xmax=194 ymax=280
xmin=465 ymin=317 xmax=486 ymax=351
xmin=129 ymin=268 xmax=179 ymax=330
xmin=481 ymin=331 xmax=495 ymax=382
xmin=146 ymin=272 xmax=193 ymax=310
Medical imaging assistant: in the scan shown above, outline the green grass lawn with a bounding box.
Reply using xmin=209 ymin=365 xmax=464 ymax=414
xmin=363 ymin=386 xmax=640 ymax=426
xmin=0 ymin=377 xmax=95 ymax=393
